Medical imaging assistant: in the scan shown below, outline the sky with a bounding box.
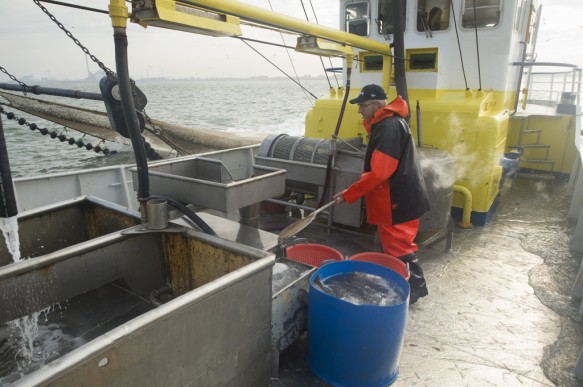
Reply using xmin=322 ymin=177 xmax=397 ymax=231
xmin=0 ymin=0 xmax=581 ymax=82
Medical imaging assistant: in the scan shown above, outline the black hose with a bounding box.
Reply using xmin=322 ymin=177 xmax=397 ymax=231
xmin=0 ymin=115 xmax=18 ymax=218
xmin=317 ymin=64 xmax=352 ymax=208
xmin=113 ymin=29 xmax=150 ymax=210
xmin=149 ymin=195 xmax=217 ymax=236
xmin=112 ymin=28 xmax=215 ymax=236
xmin=392 ymin=0 xmax=410 ymax=123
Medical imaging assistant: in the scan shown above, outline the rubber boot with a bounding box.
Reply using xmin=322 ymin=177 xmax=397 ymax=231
xmin=399 ymin=252 xmax=428 ymax=304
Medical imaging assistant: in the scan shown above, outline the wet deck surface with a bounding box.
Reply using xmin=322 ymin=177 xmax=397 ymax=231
xmin=270 ymin=177 xmax=583 ymax=386
xmin=2 ymin=177 xmax=582 ymax=386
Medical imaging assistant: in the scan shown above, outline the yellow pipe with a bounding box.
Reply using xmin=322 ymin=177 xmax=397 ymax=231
xmin=346 ymin=54 xmax=354 ymax=73
xmin=182 ymin=0 xmax=391 ymax=56
xmin=453 ymin=184 xmax=473 ymax=228
xmin=108 ymin=0 xmax=129 ymax=28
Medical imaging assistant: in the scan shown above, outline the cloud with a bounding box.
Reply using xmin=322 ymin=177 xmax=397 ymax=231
xmin=0 ymin=0 xmax=340 ymax=81
xmin=535 ymin=0 xmax=583 ymax=68
xmin=0 ymin=0 xmax=580 ymax=82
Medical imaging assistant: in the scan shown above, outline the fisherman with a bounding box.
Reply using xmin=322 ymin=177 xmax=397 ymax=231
xmin=333 ymin=84 xmax=430 ymax=304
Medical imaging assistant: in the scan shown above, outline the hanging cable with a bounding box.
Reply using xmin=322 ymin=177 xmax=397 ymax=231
xmin=306 ymin=0 xmax=339 ymax=88
xmin=266 ymin=0 xmax=314 ymax=105
xmin=472 ymin=1 xmax=483 ymax=90
xmin=233 ymin=36 xmax=325 ymax=99
xmin=37 ymin=0 xmax=108 ymax=14
xmin=32 ymin=0 xmax=183 ymax=159
xmin=33 ymin=0 xmax=115 ymax=78
xmin=241 ymin=40 xmax=318 ymax=99
xmin=299 ymin=0 xmax=333 ymax=89
xmin=450 ymin=0 xmax=469 ymax=90
xmin=235 ymin=36 xmax=294 ymax=50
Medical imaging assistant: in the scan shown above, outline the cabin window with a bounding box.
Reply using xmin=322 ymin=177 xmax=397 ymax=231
xmin=346 ymin=2 xmax=370 ymax=36
xmin=417 ymin=0 xmax=451 ymax=33
xmin=377 ymin=0 xmax=407 ymax=35
xmin=406 ymin=48 xmax=438 ymax=71
xmin=462 ymin=0 xmax=502 ymax=28
xmin=360 ymin=53 xmax=384 ymax=72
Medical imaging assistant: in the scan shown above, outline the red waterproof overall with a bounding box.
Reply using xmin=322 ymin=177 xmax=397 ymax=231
xmin=341 ymin=96 xmax=429 ymax=258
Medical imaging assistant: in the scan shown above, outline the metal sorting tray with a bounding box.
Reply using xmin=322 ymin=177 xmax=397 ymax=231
xmin=0 ymin=196 xmax=140 ymax=267
xmin=0 ymin=228 xmax=274 ymax=386
xmin=131 ymin=148 xmax=286 ymax=212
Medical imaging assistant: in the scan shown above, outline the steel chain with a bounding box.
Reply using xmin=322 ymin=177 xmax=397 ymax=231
xmin=143 ymin=109 xmax=188 ymax=156
xmin=0 ymin=103 xmax=112 ymax=155
xmin=22 ymin=2 xmax=176 ymax=158
xmin=33 ymin=0 xmax=114 ymax=78
xmin=0 ymin=66 xmax=30 ymax=95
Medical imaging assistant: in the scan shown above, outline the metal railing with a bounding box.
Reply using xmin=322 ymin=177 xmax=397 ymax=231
xmin=513 ymin=61 xmax=582 ymax=110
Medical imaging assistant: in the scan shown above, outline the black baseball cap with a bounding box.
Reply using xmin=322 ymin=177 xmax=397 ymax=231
xmin=349 ymin=84 xmax=387 ymax=104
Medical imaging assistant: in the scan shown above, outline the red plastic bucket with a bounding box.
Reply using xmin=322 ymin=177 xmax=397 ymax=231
xmin=286 ymin=243 xmax=343 ymax=267
xmin=348 ymin=252 xmax=410 ymax=280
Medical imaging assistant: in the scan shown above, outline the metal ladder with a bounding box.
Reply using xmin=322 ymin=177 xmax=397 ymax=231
xmin=513 ymin=117 xmax=555 ymax=179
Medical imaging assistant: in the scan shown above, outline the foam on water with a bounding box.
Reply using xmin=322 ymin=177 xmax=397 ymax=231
xmin=0 ymin=305 xmax=87 ymax=384
xmin=0 ymin=216 xmax=65 ymax=382
xmin=272 ymin=261 xmax=305 ymax=294
xmin=0 ymin=216 xmax=20 ymax=262
xmin=315 ymin=272 xmax=406 ymax=306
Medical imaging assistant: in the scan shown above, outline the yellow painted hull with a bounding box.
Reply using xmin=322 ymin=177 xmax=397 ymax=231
xmin=305 ymin=88 xmax=517 ymax=225
xmin=507 ymin=114 xmax=578 ymax=175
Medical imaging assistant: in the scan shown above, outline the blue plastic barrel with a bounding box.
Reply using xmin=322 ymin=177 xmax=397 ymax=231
xmin=308 ymin=260 xmax=410 ymax=386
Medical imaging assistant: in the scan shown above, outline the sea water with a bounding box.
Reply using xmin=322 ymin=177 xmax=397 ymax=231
xmin=0 ymin=77 xmax=330 ymax=381
xmin=1 ymin=77 xmax=331 ymax=177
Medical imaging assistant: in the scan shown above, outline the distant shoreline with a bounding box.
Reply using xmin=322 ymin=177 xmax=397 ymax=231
xmin=8 ymin=75 xmax=329 ymax=84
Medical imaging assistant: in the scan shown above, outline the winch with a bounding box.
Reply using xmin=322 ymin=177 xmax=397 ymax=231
xmin=255 ymin=134 xmax=365 ymax=227
xmin=255 ymin=133 xmax=456 ymax=247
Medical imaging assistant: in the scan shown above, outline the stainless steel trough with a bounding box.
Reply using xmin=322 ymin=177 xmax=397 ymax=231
xmin=271 ymin=258 xmax=315 ymax=352
xmin=0 ymin=226 xmax=274 ymax=386
xmin=133 ymin=146 xmax=286 ymax=212
xmin=0 ymin=196 xmax=140 ymax=267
